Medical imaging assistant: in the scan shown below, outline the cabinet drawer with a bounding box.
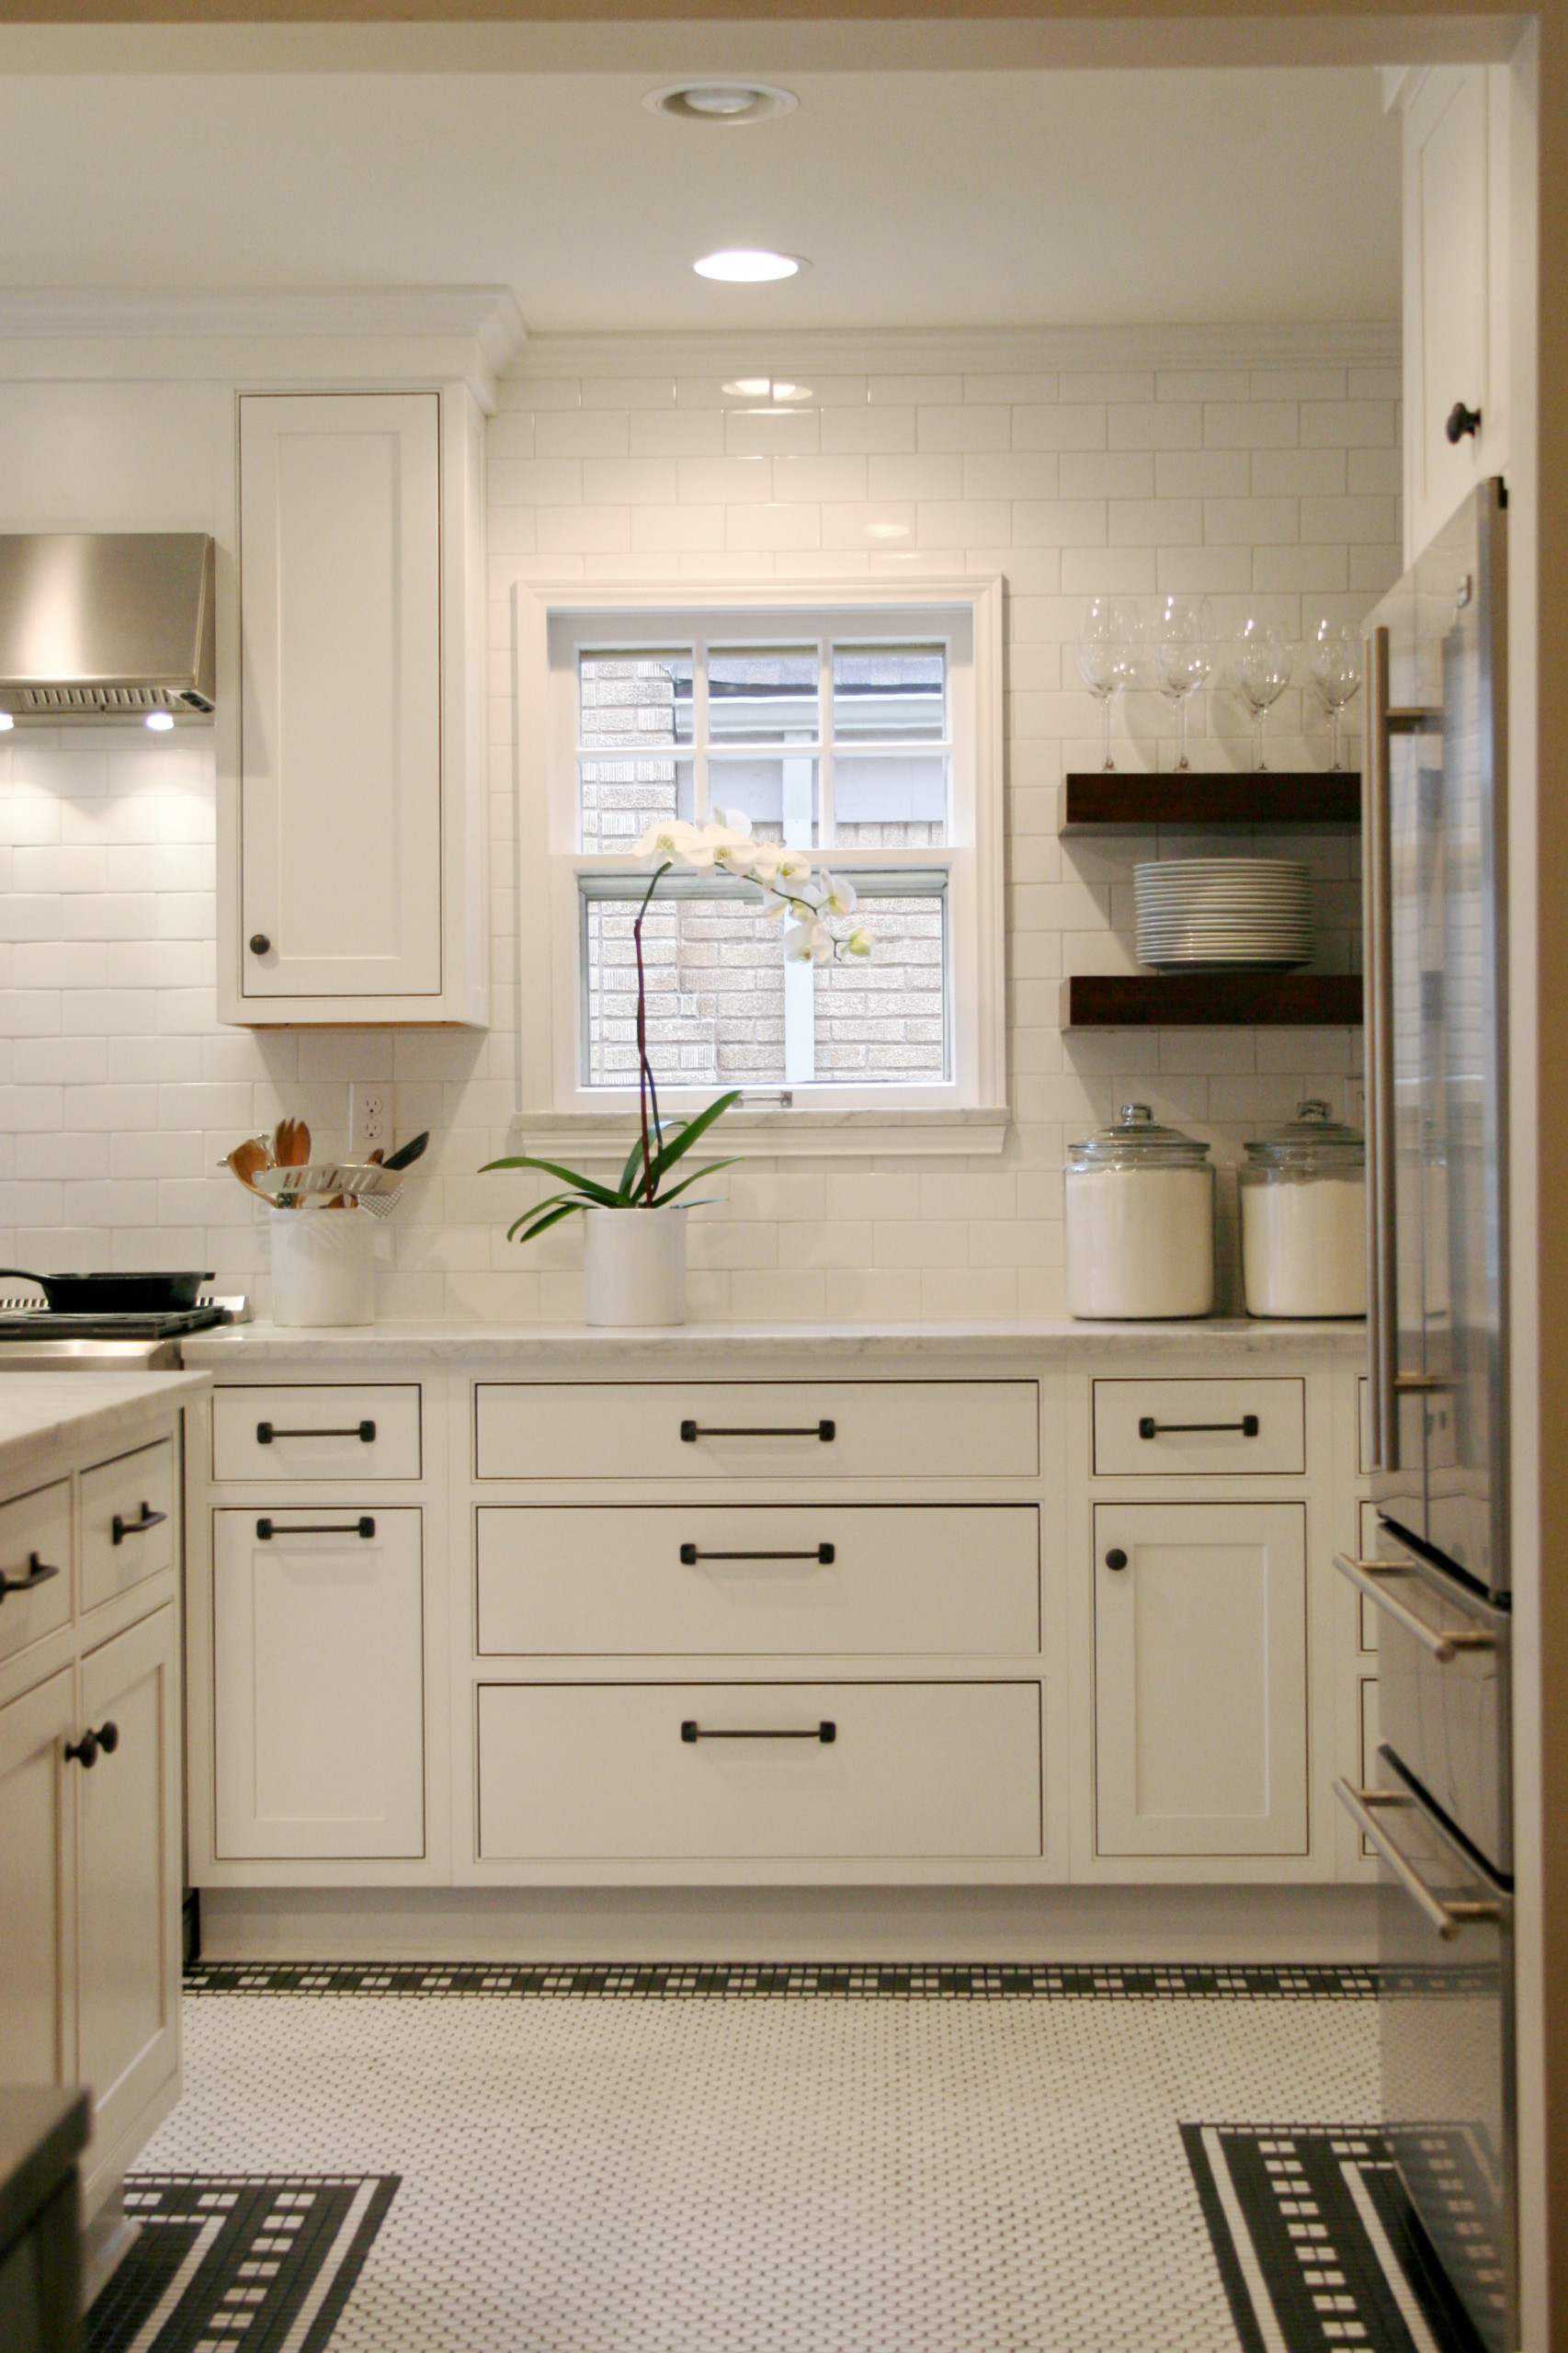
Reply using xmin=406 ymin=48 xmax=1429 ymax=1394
xmin=476 ymin=1506 xmax=1040 ymax=1657
xmin=1092 ymin=1379 xmax=1304 ymax=1476
xmin=212 ymin=1385 xmax=422 ymax=1483
xmin=477 ymin=1681 xmax=1042 ymax=1860
xmin=80 ymin=1440 xmax=175 ymax=1613
xmin=475 ymin=1382 xmax=1040 ymax=1483
xmin=0 ymin=1480 xmax=72 ymax=1665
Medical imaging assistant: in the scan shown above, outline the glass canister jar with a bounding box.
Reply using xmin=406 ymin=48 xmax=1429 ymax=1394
xmin=1064 ymin=1103 xmax=1215 ymax=1319
xmin=1240 ymin=1098 xmax=1367 ymax=1317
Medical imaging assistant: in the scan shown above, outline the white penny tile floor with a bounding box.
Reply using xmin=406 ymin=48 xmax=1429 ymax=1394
xmin=141 ymin=1984 xmax=1379 ymax=2352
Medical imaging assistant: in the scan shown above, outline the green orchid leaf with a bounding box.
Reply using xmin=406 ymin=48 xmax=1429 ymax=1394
xmin=645 ymin=1091 xmax=743 ymax=1190
xmin=506 ymin=1200 xmax=585 ymax=1245
xmin=653 ymin=1158 xmax=739 ymax=1207
xmin=617 ymin=1131 xmax=651 ymax=1204
xmin=480 ymin=1153 xmax=624 ymax=1209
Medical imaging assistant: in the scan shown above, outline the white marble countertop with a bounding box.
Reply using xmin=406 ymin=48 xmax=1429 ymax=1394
xmin=183 ymin=1318 xmax=1368 ymax=1368
xmin=0 ymin=1369 xmax=210 ymax=1486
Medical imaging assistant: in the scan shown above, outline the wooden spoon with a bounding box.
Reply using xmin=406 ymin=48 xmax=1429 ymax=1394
xmin=273 ymin=1116 xmax=311 ymax=1168
xmin=223 ymin=1136 xmax=272 ymax=1200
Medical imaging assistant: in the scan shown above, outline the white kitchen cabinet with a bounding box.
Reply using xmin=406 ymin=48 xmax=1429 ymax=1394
xmin=0 ymin=1390 xmax=195 ymax=2232
xmin=75 ymin=1608 xmax=181 ymax=2178
xmin=1093 ymin=1499 xmax=1309 ymax=1858
xmin=224 ymin=384 xmax=487 ymax=1028
xmin=0 ymin=1668 xmax=74 ymax=2088
xmin=1398 ymin=65 xmax=1512 ymax=560
xmin=212 ymin=1506 xmax=425 ymax=1859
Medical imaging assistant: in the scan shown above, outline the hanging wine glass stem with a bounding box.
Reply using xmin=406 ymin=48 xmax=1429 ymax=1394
xmin=1102 ymin=689 xmax=1115 ymax=772
xmin=1177 ymin=689 xmax=1191 ymax=772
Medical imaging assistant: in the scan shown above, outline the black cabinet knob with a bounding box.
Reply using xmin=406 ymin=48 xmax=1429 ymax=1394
xmin=64 ymin=1721 xmax=118 ymax=1768
xmin=249 ymin=933 xmax=271 ymax=955
xmin=1105 ymin=1549 xmax=1129 ymax=1572
xmin=1446 ymin=401 xmax=1483 ymax=444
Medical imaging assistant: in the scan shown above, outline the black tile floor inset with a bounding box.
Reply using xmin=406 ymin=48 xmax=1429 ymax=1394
xmin=1184 ymin=2124 xmax=1494 ymax=2353
xmin=184 ymin=1958 xmax=1380 ymax=2001
xmin=87 ymin=2175 xmax=398 ymax=2353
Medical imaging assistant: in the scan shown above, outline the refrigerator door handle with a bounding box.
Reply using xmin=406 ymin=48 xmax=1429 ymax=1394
xmin=1334 ymin=1779 xmax=1506 ymax=1938
xmin=1362 ymin=629 xmax=1426 ymax=1473
xmin=1333 ymin=1552 xmax=1498 ymax=1662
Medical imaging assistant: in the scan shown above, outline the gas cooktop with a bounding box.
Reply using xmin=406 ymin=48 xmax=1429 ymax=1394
xmin=0 ymin=1295 xmax=248 ymax=1369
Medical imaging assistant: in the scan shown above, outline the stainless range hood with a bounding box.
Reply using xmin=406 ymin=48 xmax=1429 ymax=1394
xmin=0 ymin=532 xmax=215 ymax=722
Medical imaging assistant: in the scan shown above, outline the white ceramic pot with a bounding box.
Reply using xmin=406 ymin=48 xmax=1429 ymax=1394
xmin=583 ymin=1204 xmax=687 ymax=1327
xmin=269 ymin=1207 xmax=376 ymax=1327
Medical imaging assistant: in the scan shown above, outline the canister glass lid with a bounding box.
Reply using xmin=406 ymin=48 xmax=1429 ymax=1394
xmin=1067 ymin=1102 xmax=1213 ymax=1171
xmin=1243 ymin=1097 xmax=1365 ymax=1172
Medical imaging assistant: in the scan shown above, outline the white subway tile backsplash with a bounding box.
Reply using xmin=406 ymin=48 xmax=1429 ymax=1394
xmin=0 ymin=329 xmax=1396 ymax=1320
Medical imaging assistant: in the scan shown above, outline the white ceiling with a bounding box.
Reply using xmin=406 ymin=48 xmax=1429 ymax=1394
xmin=0 ymin=66 xmax=1400 ymax=336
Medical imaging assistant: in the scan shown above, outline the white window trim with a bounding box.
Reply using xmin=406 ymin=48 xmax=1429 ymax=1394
xmin=508 ymin=575 xmax=1007 ymax=1160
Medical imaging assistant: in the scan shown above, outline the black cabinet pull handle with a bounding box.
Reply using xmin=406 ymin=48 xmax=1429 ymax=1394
xmin=249 ymin=933 xmax=271 ymax=955
xmin=680 ymin=1419 xmax=835 ymax=1443
xmin=1138 ymin=1415 xmax=1259 ymax=1439
xmin=65 ymin=1721 xmax=119 ymax=1769
xmin=0 ymin=1552 xmax=61 ymax=1602
xmin=681 ymin=1720 xmax=835 ymax=1745
xmin=1446 ymin=401 xmax=1483 ymax=443
xmin=1105 ymin=1549 xmax=1128 ymax=1571
xmin=256 ymin=1420 xmax=376 ymax=1445
xmin=112 ymin=1503 xmax=168 ymax=1545
xmin=256 ymin=1517 xmax=375 ymax=1540
xmin=680 ymin=1543 xmax=835 ymax=1566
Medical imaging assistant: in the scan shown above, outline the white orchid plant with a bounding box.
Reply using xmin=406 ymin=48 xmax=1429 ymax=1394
xmin=483 ymin=813 xmax=870 ymax=1243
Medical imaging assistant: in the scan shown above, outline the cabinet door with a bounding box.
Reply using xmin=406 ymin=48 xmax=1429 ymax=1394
xmin=0 ymin=1668 xmax=74 ymax=2089
xmin=1094 ymin=1501 xmax=1308 ymax=1857
xmin=76 ymin=1608 xmax=180 ymax=2166
xmin=239 ymin=392 xmax=443 ymax=1002
xmin=212 ymin=1507 xmax=425 ymax=1859
xmin=1403 ymin=66 xmax=1506 ymax=555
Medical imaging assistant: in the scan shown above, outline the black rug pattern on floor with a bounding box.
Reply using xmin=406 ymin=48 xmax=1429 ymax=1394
xmin=1185 ymin=2125 xmax=1496 ymax=2352
xmin=185 ymin=1958 xmax=1379 ymax=2001
xmin=87 ymin=2175 xmax=398 ymax=2353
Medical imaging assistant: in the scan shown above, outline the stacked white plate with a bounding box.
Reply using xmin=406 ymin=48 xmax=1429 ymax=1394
xmin=1133 ymin=858 xmax=1314 ymax=971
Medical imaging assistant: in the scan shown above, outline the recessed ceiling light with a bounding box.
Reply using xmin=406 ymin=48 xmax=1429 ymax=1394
xmin=645 ymin=82 xmax=797 ymax=126
xmin=694 ymin=250 xmax=804 ymax=284
xmin=0 ymin=711 xmax=13 ymax=732
xmin=144 ymin=710 xmax=175 ymax=732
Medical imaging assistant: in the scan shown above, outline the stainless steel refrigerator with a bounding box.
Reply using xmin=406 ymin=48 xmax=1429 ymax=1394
xmin=1335 ymin=476 xmax=1515 ymax=2353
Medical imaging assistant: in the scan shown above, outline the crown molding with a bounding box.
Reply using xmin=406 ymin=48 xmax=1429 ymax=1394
xmin=0 ymin=285 xmax=526 ymax=403
xmin=505 ymin=320 xmax=1401 ymax=381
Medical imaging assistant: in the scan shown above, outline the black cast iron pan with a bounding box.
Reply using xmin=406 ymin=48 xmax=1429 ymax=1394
xmin=0 ymin=1269 xmax=214 ymax=1313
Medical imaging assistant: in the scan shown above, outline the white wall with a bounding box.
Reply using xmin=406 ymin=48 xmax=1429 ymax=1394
xmin=0 ymin=330 xmax=1400 ymax=1320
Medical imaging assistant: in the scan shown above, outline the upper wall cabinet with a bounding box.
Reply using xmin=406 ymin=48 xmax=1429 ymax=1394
xmin=222 ymin=385 xmax=488 ymax=1029
xmin=1399 ymin=65 xmax=1512 ymax=563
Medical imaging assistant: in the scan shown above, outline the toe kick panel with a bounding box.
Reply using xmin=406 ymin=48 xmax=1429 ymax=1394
xmin=476 ymin=1682 xmax=1043 ymax=1860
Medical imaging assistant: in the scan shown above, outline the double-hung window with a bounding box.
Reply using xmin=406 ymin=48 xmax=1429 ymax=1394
xmin=517 ymin=580 xmax=1005 ymax=1151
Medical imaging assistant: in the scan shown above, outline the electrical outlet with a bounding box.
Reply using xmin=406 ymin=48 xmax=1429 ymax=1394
xmin=350 ymin=1084 xmax=391 ymax=1161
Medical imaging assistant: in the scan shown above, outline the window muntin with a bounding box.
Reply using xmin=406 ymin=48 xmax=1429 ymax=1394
xmin=573 ymin=638 xmax=950 ymax=850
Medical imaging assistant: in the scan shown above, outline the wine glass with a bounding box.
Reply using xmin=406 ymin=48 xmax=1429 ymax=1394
xmin=1231 ymin=619 xmax=1294 ymax=772
xmin=1307 ymin=620 xmax=1363 ymax=770
xmin=1153 ymin=595 xmax=1216 ymax=772
xmin=1074 ymin=598 xmax=1142 ymax=771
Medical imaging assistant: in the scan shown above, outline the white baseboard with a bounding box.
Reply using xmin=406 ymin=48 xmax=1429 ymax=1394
xmin=198 ymin=1883 xmax=1378 ymax=1967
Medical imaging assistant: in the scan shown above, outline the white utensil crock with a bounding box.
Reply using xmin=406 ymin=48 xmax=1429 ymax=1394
xmin=583 ymin=1204 xmax=687 ymax=1327
xmin=269 ymin=1207 xmax=376 ymax=1326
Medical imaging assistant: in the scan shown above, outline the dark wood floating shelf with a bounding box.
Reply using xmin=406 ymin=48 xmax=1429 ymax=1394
xmin=1063 ymin=772 xmax=1361 ymax=830
xmin=1062 ymin=973 xmax=1365 ymax=1029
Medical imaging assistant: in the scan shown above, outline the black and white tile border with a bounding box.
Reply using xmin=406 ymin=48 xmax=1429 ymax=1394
xmin=87 ymin=2176 xmax=398 ymax=2353
xmin=1185 ymin=2125 xmax=1493 ymax=2352
xmin=185 ymin=1958 xmax=1380 ymax=2001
